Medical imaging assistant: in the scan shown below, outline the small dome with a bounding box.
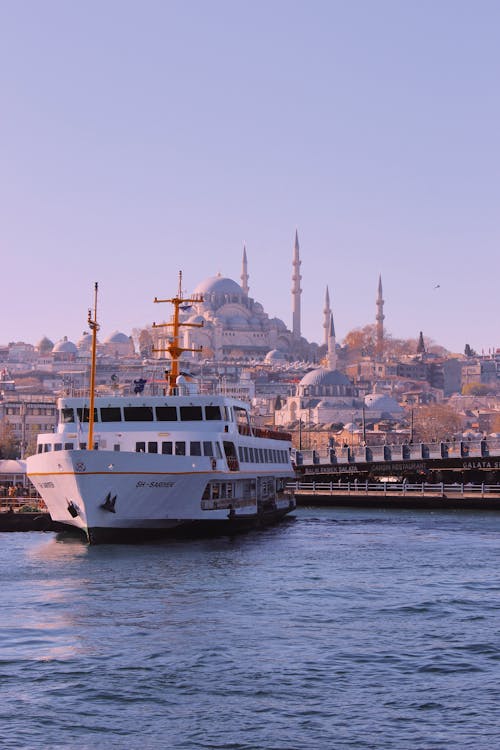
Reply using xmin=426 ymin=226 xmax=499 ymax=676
xmin=52 ymin=337 xmax=77 ymax=354
xmin=186 ymin=314 xmax=205 ymax=325
xmin=265 ymin=349 xmax=286 ymax=363
xmin=193 ymin=274 xmax=243 ymax=297
xmin=36 ymin=336 xmax=54 ymax=353
xmin=104 ymin=331 xmax=130 ymax=344
xmin=77 ymin=332 xmax=93 ymax=350
xmin=299 ymin=368 xmax=351 ymax=388
xmin=364 ymin=393 xmax=403 ymax=412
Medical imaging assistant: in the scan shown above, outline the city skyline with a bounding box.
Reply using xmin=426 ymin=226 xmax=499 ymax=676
xmin=1 ymin=1 xmax=499 ymax=353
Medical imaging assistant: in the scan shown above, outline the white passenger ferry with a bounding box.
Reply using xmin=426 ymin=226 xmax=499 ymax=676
xmin=26 ymin=279 xmax=295 ymax=543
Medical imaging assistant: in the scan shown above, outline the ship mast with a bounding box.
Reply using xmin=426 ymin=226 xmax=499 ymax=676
xmin=152 ymin=271 xmax=204 ymax=393
xmin=87 ymin=282 xmax=99 ymax=451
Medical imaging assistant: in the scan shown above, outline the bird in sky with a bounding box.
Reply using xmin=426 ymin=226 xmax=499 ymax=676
xmin=434 ymin=284 xmax=440 ymax=289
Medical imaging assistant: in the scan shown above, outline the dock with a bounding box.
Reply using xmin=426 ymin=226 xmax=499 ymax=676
xmin=287 ymin=481 xmax=500 ymax=510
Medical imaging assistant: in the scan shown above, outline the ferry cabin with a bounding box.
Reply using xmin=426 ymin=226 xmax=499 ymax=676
xmin=35 ymin=395 xmax=292 ymax=474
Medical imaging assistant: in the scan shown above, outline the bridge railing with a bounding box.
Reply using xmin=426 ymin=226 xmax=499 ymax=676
xmin=286 ymin=480 xmax=500 ymax=498
xmin=292 ymin=437 xmax=500 ymax=467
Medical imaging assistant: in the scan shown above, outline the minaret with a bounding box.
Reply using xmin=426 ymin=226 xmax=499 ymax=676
xmin=327 ymin=312 xmax=337 ymax=370
xmin=376 ymin=274 xmax=384 ymax=358
xmin=241 ymin=244 xmax=249 ymax=296
xmin=417 ymin=331 xmax=425 ymax=355
xmin=292 ymin=230 xmax=302 ymax=338
xmin=323 ymin=286 xmax=331 ymax=347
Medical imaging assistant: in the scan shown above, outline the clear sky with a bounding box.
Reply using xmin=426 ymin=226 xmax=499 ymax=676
xmin=1 ymin=0 xmax=498 ymax=355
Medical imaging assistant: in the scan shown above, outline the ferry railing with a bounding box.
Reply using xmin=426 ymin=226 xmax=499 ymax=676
xmin=286 ymin=480 xmax=500 ymax=499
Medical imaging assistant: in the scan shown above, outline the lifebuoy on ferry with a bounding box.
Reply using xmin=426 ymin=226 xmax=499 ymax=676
xmin=211 ymin=458 xmax=217 ymax=470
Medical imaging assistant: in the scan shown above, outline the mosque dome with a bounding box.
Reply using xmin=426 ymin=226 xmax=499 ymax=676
xmin=104 ymin=331 xmax=130 ymax=344
xmin=194 ymin=274 xmax=243 ymax=297
xmin=36 ymin=336 xmax=54 ymax=353
xmin=52 ymin=337 xmax=77 ymax=354
xmin=77 ymin=332 xmax=93 ymax=350
xmin=299 ymin=368 xmax=351 ymax=388
xmin=364 ymin=393 xmax=403 ymax=413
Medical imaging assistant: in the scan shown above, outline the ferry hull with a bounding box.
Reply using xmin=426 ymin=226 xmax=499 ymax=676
xmin=26 ymin=449 xmax=295 ymax=544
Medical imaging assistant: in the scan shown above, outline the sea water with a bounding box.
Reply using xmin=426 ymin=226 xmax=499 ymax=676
xmin=1 ymin=507 xmax=499 ymax=749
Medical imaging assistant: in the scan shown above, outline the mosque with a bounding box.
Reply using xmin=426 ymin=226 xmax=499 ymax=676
xmin=156 ymin=232 xmax=319 ymax=362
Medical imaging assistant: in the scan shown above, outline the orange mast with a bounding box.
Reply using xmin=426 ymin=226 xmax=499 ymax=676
xmin=152 ymin=271 xmax=204 ymax=393
xmin=87 ymin=282 xmax=99 ymax=450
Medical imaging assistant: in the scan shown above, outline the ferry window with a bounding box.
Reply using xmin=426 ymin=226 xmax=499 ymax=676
xmin=162 ymin=441 xmax=173 ymax=455
xmin=244 ymin=447 xmax=249 ymax=462
xmin=37 ymin=445 xmax=43 ymax=454
xmin=156 ymin=406 xmax=178 ymax=421
xmin=113 ymin=444 xmax=121 ymax=452
xmin=215 ymin=443 xmax=223 ymax=459
xmin=223 ymin=406 xmax=232 ymax=421
xmin=148 ymin=441 xmax=158 ymax=453
xmin=79 ymin=442 xmax=87 ymax=449
xmin=203 ymin=441 xmax=213 ymax=457
xmin=43 ymin=444 xmax=51 ymax=452
xmin=124 ymin=406 xmax=154 ymax=421
xmin=205 ymin=405 xmax=222 ymax=420
xmin=238 ymin=446 xmax=244 ymax=462
xmin=54 ymin=443 xmax=62 ymax=451
xmin=175 ymin=441 xmax=186 ymax=456
xmin=190 ymin=441 xmax=202 ymax=456
xmin=234 ymin=406 xmax=249 ymax=428
xmin=227 ymin=483 xmax=233 ymax=499
xmin=61 ymin=408 xmax=74 ymax=423
xmin=249 ymin=447 xmax=254 ymax=462
xmin=101 ymin=407 xmax=122 ymax=422
xmin=212 ymin=483 xmax=220 ymax=499
xmin=135 ymin=442 xmax=146 ymax=452
xmin=202 ymin=483 xmax=211 ymax=500
xmin=180 ymin=406 xmax=203 ymax=421
xmin=77 ymin=407 xmax=99 ymax=423
xmin=64 ymin=442 xmax=74 ymax=450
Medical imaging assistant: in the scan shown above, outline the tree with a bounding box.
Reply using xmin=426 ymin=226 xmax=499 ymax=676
xmin=462 ymin=382 xmax=493 ymax=396
xmin=0 ymin=418 xmax=18 ymax=459
xmin=464 ymin=343 xmax=476 ymax=357
xmin=412 ymin=404 xmax=462 ymax=442
xmin=135 ymin=328 xmax=154 ymax=358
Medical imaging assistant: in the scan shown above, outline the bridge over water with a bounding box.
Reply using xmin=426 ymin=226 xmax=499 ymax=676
xmin=293 ymin=437 xmax=500 ymax=485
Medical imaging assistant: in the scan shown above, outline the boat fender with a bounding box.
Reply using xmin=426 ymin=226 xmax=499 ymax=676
xmin=211 ymin=458 xmax=217 ymax=470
